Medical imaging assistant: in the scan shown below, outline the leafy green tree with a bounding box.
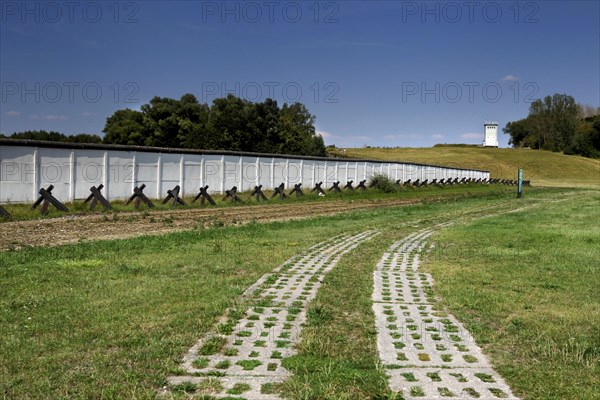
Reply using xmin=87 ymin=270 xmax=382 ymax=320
xmin=208 ymin=94 xmax=252 ymax=151
xmin=566 ymin=117 xmax=600 ymax=158
xmin=101 ymin=93 xmax=327 ymax=156
xmin=504 ymin=93 xmax=599 ymax=158
xmin=577 ymin=104 xmax=600 ymax=119
xmin=4 ymin=130 xmax=102 ymax=143
xmin=278 ymin=103 xmax=326 ymax=156
xmin=141 ymin=96 xmax=185 ymax=148
xmin=69 ymin=134 xmax=102 ymax=143
xmin=8 ymin=130 xmax=68 ymax=142
xmin=139 ymin=94 xmax=211 ymax=149
xmin=527 ymin=94 xmax=579 ymax=150
xmin=103 ymin=109 xmax=148 ymax=146
xmin=175 ymin=94 xmax=211 ymax=149
xmin=503 ymin=118 xmax=533 ymax=147
xmin=247 ymin=98 xmax=281 ymax=153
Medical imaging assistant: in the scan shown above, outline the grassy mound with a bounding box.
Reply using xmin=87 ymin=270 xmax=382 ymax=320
xmin=341 ymin=146 xmax=600 ymax=188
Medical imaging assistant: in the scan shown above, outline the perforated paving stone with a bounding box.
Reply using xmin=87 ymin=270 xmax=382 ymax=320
xmin=166 ymin=230 xmax=379 ymax=399
xmin=372 ymin=229 xmax=520 ymax=400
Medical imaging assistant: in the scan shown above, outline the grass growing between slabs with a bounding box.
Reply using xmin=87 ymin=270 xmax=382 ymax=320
xmin=425 ymin=190 xmax=600 ymax=400
xmin=280 ymin=229 xmax=398 ymax=399
xmin=0 ymin=187 xmax=586 ymax=399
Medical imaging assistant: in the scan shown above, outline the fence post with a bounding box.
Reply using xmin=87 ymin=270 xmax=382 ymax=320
xmin=103 ymin=151 xmax=109 ymax=201
xmin=33 ymin=147 xmax=39 ymax=202
xmin=334 ymin=162 xmax=339 ymax=183
xmin=221 ymin=155 xmax=225 ymax=193
xmin=345 ymin=161 xmax=349 ymax=183
xmin=156 ymin=153 xmax=162 ymax=199
xmin=238 ymin=156 xmax=243 ymax=192
xmin=69 ymin=149 xmax=75 ymax=202
xmin=285 ymin=159 xmax=289 ymax=188
xmin=270 ymin=157 xmax=275 ymax=189
xmin=517 ymin=168 xmax=523 ymax=198
xmin=180 ymin=154 xmax=185 ymax=196
xmin=200 ymin=156 xmax=205 ymax=187
xmin=255 ymin=157 xmax=260 ymax=187
xmin=132 ymin=152 xmax=137 ymax=193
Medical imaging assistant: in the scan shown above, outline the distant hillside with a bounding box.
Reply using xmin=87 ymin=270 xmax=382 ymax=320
xmin=340 ymin=147 xmax=599 ymax=188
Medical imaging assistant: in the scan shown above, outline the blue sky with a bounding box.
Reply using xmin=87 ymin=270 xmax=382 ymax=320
xmin=1 ymin=0 xmax=599 ymax=148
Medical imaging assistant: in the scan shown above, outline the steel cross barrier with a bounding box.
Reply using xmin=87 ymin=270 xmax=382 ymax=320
xmin=357 ymin=180 xmax=368 ymax=190
xmin=272 ymin=183 xmax=289 ymax=201
xmin=344 ymin=180 xmax=354 ymax=190
xmin=162 ymin=185 xmax=187 ymax=207
xmin=125 ymin=184 xmax=155 ymax=209
xmin=32 ymin=185 xmax=69 ymax=215
xmin=0 ymin=205 xmax=10 ymax=220
xmin=250 ymin=185 xmax=268 ymax=201
xmin=328 ymin=181 xmax=341 ymax=192
xmin=312 ymin=182 xmax=325 ymax=195
xmin=289 ymin=183 xmax=304 ymax=197
xmin=84 ymin=184 xmax=112 ymax=210
xmin=223 ymin=186 xmax=243 ymax=203
xmin=192 ymin=185 xmax=217 ymax=206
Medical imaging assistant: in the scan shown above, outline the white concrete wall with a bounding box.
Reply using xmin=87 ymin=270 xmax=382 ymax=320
xmin=0 ymin=144 xmax=490 ymax=203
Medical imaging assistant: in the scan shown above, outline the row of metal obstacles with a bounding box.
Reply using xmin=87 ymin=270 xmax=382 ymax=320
xmin=396 ymin=177 xmax=530 ymax=187
xmin=0 ymin=177 xmax=528 ymax=220
xmin=0 ymin=179 xmax=367 ymax=219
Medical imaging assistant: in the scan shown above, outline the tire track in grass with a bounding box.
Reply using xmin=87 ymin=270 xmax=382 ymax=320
xmin=166 ymin=230 xmax=379 ymax=399
xmin=372 ymin=228 xmax=521 ymax=399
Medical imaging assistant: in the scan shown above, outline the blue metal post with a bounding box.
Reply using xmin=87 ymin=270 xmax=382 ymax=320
xmin=517 ymin=168 xmax=523 ymax=198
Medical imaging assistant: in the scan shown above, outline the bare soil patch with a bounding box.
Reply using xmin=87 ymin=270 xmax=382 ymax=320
xmin=0 ymin=198 xmax=419 ymax=250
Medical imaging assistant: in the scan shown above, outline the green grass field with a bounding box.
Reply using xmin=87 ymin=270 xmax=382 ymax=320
xmin=339 ymin=146 xmax=600 ymax=188
xmin=426 ymin=190 xmax=600 ymax=399
xmin=2 ymin=187 xmax=598 ymax=399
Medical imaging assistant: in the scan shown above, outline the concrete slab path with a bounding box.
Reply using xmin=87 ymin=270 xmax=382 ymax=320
xmin=167 ymin=230 xmax=379 ymax=399
xmin=372 ymin=228 xmax=520 ymax=399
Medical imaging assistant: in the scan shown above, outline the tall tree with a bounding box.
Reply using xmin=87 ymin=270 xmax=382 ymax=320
xmin=527 ymin=94 xmax=579 ymax=150
xmin=248 ymin=98 xmax=281 ymax=153
xmin=503 ymin=93 xmax=600 ymax=158
xmin=577 ymin=104 xmax=600 ymax=119
xmin=101 ymin=93 xmax=327 ymax=156
xmin=5 ymin=130 xmax=102 ymax=143
xmin=103 ymin=109 xmax=149 ymax=146
xmin=141 ymin=96 xmax=185 ymax=148
xmin=278 ymin=103 xmax=326 ymax=156
xmin=172 ymin=94 xmax=211 ymax=149
xmin=503 ymin=118 xmax=533 ymax=148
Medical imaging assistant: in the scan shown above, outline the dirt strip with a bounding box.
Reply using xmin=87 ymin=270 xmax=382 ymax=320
xmin=0 ymin=198 xmax=419 ymax=251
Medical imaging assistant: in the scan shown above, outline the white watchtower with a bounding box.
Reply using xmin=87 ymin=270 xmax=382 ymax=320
xmin=483 ymin=122 xmax=499 ymax=147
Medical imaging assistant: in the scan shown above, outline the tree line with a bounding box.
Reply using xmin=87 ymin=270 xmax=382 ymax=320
xmin=503 ymin=93 xmax=600 ymax=158
xmin=0 ymin=130 xmax=102 ymax=144
xmin=1 ymin=94 xmax=327 ymax=157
